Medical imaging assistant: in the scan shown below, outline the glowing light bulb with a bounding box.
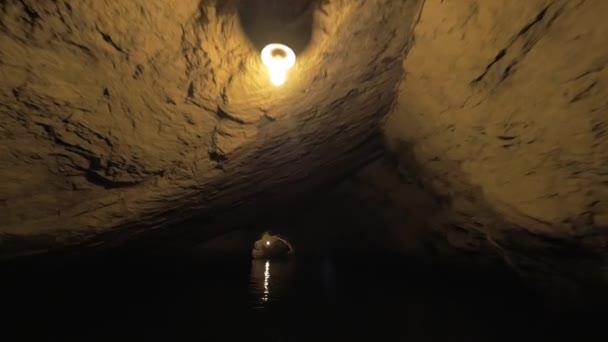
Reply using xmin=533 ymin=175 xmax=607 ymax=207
xmin=266 ymin=241 xmax=270 ymax=246
xmin=261 ymin=43 xmax=296 ymax=86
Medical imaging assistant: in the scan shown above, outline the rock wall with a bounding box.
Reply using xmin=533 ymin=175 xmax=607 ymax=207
xmin=193 ymin=0 xmax=608 ymax=292
xmin=1 ymin=0 xmax=606 ymax=280
xmin=379 ymin=0 xmax=608 ymax=281
xmin=0 ymin=0 xmax=423 ymax=258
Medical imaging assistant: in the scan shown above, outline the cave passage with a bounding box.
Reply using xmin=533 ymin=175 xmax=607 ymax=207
xmin=1 ymin=0 xmax=608 ymax=340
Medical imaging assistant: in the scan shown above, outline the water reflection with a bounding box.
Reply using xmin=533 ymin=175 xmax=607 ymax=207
xmin=249 ymin=259 xmax=294 ymax=310
xmin=263 ymin=261 xmax=270 ymax=302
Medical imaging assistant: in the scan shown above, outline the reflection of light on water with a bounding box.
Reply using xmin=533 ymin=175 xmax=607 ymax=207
xmin=263 ymin=261 xmax=270 ymax=302
xmin=249 ymin=259 xmax=293 ymax=310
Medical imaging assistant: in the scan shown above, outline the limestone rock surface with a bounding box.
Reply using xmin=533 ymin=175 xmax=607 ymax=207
xmin=0 ymin=0 xmax=423 ymax=257
xmin=1 ymin=0 xmax=607 ymax=280
xmin=382 ymin=0 xmax=608 ymax=280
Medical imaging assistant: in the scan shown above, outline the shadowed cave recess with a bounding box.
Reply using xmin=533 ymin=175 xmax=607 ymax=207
xmin=2 ymin=0 xmax=608 ymax=339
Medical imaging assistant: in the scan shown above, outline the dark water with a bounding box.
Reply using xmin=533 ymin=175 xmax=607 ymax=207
xmin=3 ymin=254 xmax=604 ymax=341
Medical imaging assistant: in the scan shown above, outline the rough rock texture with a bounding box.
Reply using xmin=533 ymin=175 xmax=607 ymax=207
xmin=380 ymin=0 xmax=608 ymax=282
xmin=1 ymin=0 xmax=607 ymax=285
xmin=0 ymin=0 xmax=423 ymax=257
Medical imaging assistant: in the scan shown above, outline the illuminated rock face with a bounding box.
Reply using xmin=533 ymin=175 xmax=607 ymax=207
xmin=371 ymin=0 xmax=608 ymax=281
xmin=1 ymin=0 xmax=607 ymax=281
xmin=0 ymin=0 xmax=423 ymax=257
